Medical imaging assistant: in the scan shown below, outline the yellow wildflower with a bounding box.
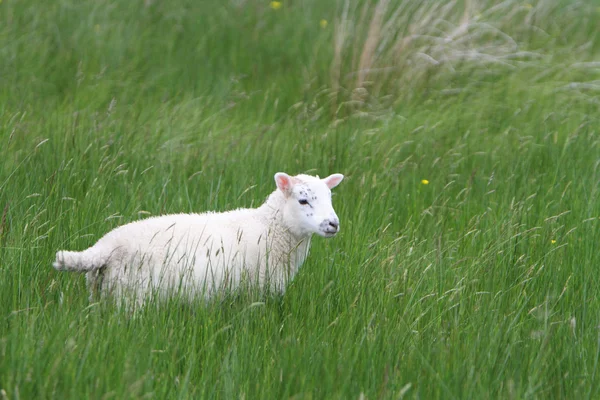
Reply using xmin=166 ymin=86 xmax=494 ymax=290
xmin=551 ymin=239 xmax=557 ymax=244
xmin=421 ymin=179 xmax=429 ymax=185
xmin=320 ymin=19 xmax=328 ymax=28
xmin=270 ymin=1 xmax=282 ymax=10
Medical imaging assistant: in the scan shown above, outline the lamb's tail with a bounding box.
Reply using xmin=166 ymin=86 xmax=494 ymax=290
xmin=53 ymin=248 xmax=107 ymax=272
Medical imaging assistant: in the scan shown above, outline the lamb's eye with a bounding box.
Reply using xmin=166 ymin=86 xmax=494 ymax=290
xmin=298 ymin=199 xmax=309 ymax=205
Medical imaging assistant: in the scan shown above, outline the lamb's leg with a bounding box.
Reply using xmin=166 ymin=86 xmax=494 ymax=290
xmin=86 ymin=269 xmax=106 ymax=302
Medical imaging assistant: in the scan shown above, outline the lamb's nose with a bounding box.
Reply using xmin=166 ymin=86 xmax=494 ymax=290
xmin=329 ymin=220 xmax=339 ymax=230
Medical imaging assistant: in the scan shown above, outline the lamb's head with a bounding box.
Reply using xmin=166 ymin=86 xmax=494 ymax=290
xmin=274 ymin=172 xmax=344 ymax=238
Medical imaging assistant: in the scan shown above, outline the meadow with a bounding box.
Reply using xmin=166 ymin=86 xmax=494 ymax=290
xmin=1 ymin=0 xmax=600 ymax=398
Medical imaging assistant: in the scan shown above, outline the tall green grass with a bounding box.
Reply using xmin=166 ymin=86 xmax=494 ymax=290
xmin=1 ymin=0 xmax=599 ymax=398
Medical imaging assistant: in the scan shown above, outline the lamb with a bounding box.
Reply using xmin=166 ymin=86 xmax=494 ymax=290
xmin=53 ymin=172 xmax=344 ymax=305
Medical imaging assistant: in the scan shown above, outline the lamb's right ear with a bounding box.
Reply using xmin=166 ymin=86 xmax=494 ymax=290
xmin=323 ymin=173 xmax=344 ymax=189
xmin=274 ymin=172 xmax=294 ymax=196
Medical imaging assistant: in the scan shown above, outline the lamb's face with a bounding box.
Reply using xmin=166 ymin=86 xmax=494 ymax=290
xmin=275 ymin=172 xmax=344 ymax=238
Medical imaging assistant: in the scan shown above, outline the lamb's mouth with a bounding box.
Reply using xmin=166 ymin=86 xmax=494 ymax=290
xmin=322 ymin=229 xmax=338 ymax=237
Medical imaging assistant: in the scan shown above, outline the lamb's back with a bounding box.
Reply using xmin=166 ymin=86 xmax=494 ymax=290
xmin=95 ymin=210 xmax=268 ymax=267
xmin=103 ymin=209 xmax=248 ymax=242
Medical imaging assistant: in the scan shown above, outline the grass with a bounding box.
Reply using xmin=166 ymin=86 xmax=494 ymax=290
xmin=1 ymin=0 xmax=600 ymax=398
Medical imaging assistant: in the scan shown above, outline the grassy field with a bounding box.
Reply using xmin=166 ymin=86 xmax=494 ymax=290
xmin=1 ymin=0 xmax=600 ymax=398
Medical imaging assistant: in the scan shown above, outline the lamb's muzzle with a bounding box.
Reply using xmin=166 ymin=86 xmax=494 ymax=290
xmin=321 ymin=217 xmax=340 ymax=236
xmin=53 ymin=171 xmax=345 ymax=305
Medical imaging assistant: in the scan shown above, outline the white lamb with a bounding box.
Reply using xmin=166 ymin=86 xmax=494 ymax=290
xmin=53 ymin=172 xmax=344 ymax=305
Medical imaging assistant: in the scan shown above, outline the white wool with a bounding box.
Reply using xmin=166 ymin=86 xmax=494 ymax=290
xmin=53 ymin=172 xmax=344 ymax=305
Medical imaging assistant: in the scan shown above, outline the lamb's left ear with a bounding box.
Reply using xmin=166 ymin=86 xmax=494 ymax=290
xmin=274 ymin=172 xmax=295 ymax=196
xmin=323 ymin=173 xmax=344 ymax=189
